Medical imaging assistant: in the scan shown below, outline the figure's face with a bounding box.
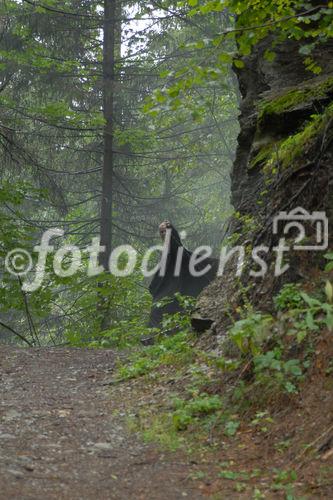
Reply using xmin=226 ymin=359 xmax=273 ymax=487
xmin=159 ymin=220 xmax=171 ymax=241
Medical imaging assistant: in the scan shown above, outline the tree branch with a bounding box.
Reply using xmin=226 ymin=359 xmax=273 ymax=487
xmin=0 ymin=321 xmax=33 ymax=347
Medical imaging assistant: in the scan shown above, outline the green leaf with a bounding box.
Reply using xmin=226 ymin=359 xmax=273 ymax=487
xmin=300 ymin=292 xmax=321 ymax=308
xmin=296 ymin=330 xmax=307 ymax=343
xmin=325 ymin=281 xmax=333 ymax=303
xmin=168 ymin=88 xmax=180 ymax=98
xmin=264 ymin=49 xmax=276 ymax=62
xmin=218 ymin=53 xmax=233 ymax=64
xmin=299 ymin=44 xmax=315 ymax=56
xmin=283 ymin=360 xmax=302 ymax=377
xmin=224 ymin=420 xmax=240 ymax=437
xmin=284 ymin=381 xmax=297 ymax=394
xmin=326 ymin=262 xmax=333 ymax=272
xmin=219 ymin=470 xmax=240 ymax=480
xmin=305 ymin=310 xmax=316 ymax=330
xmin=325 ymin=312 xmax=333 ymax=332
xmin=195 ymin=40 xmax=205 ymax=49
xmin=233 ymin=59 xmax=245 ymax=69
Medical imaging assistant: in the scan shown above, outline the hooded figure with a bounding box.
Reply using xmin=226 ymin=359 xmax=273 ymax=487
xmin=148 ymin=221 xmax=217 ymax=329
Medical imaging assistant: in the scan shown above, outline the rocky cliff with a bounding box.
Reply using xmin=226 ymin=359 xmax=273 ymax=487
xmin=196 ymin=38 xmax=333 ymax=338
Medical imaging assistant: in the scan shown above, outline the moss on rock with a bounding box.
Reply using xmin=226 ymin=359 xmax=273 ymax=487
xmin=258 ymin=76 xmax=333 ymax=121
xmin=274 ymin=101 xmax=333 ymax=167
xmin=252 ymin=101 xmax=333 ymax=173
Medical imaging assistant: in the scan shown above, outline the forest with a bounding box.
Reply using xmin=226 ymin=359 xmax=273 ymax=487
xmin=0 ymin=1 xmax=333 ymax=498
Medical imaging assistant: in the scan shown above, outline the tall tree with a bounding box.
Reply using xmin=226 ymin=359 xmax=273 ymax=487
xmin=99 ymin=0 xmax=117 ymax=271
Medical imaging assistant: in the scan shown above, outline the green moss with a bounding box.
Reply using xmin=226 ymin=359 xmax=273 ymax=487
xmin=254 ymin=101 xmax=333 ymax=174
xmin=258 ymin=76 xmax=333 ymax=120
xmin=252 ymin=76 xmax=333 ymax=172
xmin=249 ymin=141 xmax=282 ymax=169
xmin=276 ymin=101 xmax=333 ymax=168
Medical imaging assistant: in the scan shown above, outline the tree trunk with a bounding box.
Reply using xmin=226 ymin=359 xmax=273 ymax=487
xmin=99 ymin=0 xmax=116 ymax=271
xmin=97 ymin=0 xmax=117 ymax=330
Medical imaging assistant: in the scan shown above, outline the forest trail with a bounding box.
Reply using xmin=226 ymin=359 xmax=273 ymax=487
xmin=0 ymin=347 xmax=204 ymax=500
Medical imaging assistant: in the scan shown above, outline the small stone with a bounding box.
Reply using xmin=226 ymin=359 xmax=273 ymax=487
xmin=92 ymin=442 xmax=113 ymax=451
xmin=3 ymin=409 xmax=21 ymax=421
xmin=7 ymin=468 xmax=24 ymax=478
xmin=0 ymin=433 xmax=15 ymax=439
xmin=23 ymin=464 xmax=34 ymax=472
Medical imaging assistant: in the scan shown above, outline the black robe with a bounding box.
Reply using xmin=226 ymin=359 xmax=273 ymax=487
xmin=148 ymin=225 xmax=217 ymax=328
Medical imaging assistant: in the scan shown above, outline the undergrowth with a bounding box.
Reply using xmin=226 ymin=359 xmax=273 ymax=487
xmin=110 ymin=260 xmax=333 ymax=498
xmin=115 ymin=265 xmax=333 ymax=451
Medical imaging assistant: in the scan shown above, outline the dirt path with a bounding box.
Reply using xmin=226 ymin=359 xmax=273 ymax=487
xmin=0 ymin=347 xmax=204 ymax=500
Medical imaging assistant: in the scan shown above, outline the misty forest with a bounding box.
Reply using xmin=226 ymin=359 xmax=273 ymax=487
xmin=0 ymin=1 xmax=333 ymax=498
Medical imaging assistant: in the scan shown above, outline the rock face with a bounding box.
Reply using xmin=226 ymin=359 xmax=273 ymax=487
xmin=232 ymin=39 xmax=333 ymax=217
xmin=195 ymin=38 xmax=333 ymax=337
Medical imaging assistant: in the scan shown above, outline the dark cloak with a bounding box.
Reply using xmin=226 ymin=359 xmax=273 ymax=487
xmin=148 ymin=225 xmax=217 ymax=328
